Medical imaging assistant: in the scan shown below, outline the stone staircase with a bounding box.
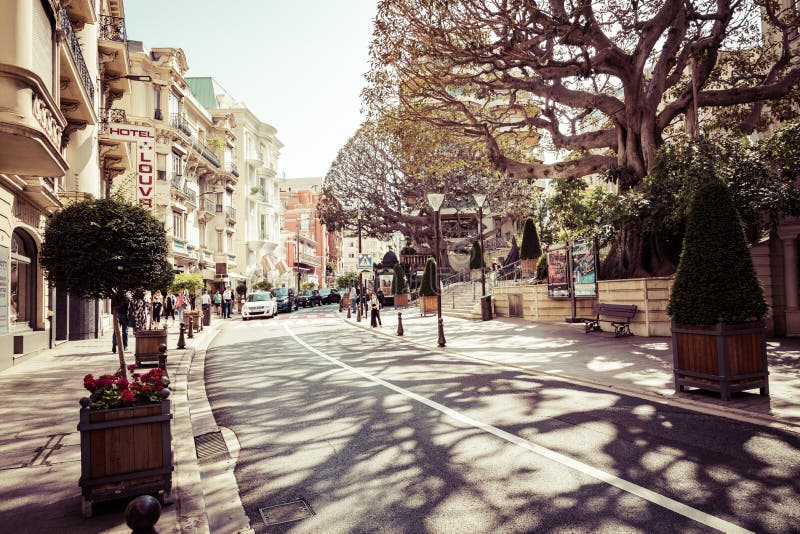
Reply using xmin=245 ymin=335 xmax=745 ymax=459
xmin=440 ymin=280 xmax=484 ymax=320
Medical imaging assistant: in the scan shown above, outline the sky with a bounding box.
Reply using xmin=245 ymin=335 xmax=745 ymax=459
xmin=124 ymin=0 xmax=378 ymax=179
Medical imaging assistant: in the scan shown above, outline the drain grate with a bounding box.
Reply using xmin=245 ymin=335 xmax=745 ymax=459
xmin=194 ymin=431 xmax=230 ymax=464
xmin=259 ymin=499 xmax=315 ymax=527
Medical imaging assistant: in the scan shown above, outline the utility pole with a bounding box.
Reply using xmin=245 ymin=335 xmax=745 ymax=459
xmin=357 ymin=212 xmax=363 ymax=322
xmin=296 ymin=229 xmax=302 ymax=292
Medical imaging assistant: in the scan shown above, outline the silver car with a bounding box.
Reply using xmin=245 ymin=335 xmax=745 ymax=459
xmin=241 ymin=292 xmax=277 ymax=320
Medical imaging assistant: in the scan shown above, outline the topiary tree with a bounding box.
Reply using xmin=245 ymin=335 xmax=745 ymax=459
xmin=519 ymin=218 xmax=542 ymax=260
xmin=41 ymin=197 xmax=172 ymax=378
xmin=301 ymin=281 xmax=317 ymax=290
xmin=469 ymin=241 xmax=483 ymax=270
xmin=336 ymin=273 xmax=358 ymax=289
xmin=236 ymin=283 xmax=247 ymax=297
xmin=391 ymin=263 xmax=409 ymax=294
xmin=667 ymin=180 xmax=767 ymax=325
xmin=252 ymin=279 xmax=273 ymax=292
xmin=536 ymin=253 xmax=548 ymax=281
xmin=170 ymin=272 xmax=203 ymax=295
xmin=419 ymin=257 xmax=438 ymax=296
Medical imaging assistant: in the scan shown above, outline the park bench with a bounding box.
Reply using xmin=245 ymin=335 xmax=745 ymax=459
xmin=584 ymin=303 xmax=638 ymax=337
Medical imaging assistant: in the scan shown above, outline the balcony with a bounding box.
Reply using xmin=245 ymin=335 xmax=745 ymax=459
xmin=298 ymin=253 xmax=321 ymax=268
xmin=170 ymin=173 xmax=184 ymax=191
xmin=98 ymin=108 xmax=131 ymax=178
xmin=225 ymin=206 xmax=236 ymax=221
xmin=170 ymin=114 xmax=193 ymax=137
xmin=183 ymin=185 xmax=197 ymax=205
xmin=225 ymin=162 xmax=239 ymax=177
xmin=191 ymin=138 xmax=220 ymax=168
xmin=246 ymin=151 xmax=263 ymax=166
xmin=97 ymin=108 xmax=127 ymax=133
xmin=98 ymin=15 xmax=129 ymax=83
xmin=58 ymin=7 xmax=95 ymax=126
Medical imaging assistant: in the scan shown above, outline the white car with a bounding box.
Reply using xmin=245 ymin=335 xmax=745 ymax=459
xmin=241 ymin=292 xmax=277 ymax=320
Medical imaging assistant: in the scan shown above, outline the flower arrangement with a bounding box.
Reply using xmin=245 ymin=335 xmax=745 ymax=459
xmin=82 ymin=366 xmax=170 ymax=410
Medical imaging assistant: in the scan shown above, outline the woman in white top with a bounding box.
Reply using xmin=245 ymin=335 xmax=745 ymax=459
xmin=369 ymin=291 xmax=382 ymax=328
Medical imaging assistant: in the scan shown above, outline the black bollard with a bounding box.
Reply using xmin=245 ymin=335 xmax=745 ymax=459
xmin=356 ymin=299 xmax=361 ymax=322
xmin=125 ymin=495 xmax=161 ymax=534
xmin=347 ymin=305 xmax=351 ymax=319
xmin=158 ymin=343 xmax=168 ymax=370
xmin=177 ymin=323 xmax=186 ymax=349
xmin=187 ymin=317 xmax=194 ymax=339
xmin=397 ymin=312 xmax=404 ymax=336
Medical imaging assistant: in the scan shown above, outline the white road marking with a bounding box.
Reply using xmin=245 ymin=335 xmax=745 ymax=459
xmin=285 ymin=324 xmax=752 ymax=534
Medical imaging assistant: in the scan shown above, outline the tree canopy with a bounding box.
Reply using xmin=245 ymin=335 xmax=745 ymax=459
xmin=365 ymin=0 xmax=800 ymax=183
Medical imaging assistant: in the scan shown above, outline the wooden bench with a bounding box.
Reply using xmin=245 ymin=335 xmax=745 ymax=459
xmin=585 ymin=303 xmax=637 ymax=337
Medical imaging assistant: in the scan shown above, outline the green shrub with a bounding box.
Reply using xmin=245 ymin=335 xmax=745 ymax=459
xmin=419 ymin=257 xmax=438 ymax=296
xmin=469 ymin=242 xmax=483 ymax=270
xmin=667 ymin=180 xmax=767 ymax=325
xmin=391 ymin=263 xmax=409 ymax=294
xmin=536 ymin=253 xmax=548 ymax=280
xmin=520 ymin=218 xmax=542 ymax=260
xmin=253 ymin=279 xmax=273 ymax=292
xmin=170 ymin=272 xmax=204 ymax=294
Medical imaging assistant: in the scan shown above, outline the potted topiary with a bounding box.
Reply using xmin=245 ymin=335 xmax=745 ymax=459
xmin=236 ymin=282 xmax=247 ymax=313
xmin=418 ymin=257 xmax=439 ymax=316
xmin=392 ymin=263 xmax=409 ymax=308
xmin=171 ymin=272 xmax=204 ymax=335
xmin=519 ymin=218 xmax=542 ymax=276
xmin=668 ymin=180 xmax=769 ymax=401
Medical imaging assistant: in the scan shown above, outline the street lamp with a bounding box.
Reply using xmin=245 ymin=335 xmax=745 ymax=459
xmin=296 ymin=230 xmax=302 ymax=293
xmin=472 ymin=193 xmax=487 ymax=298
xmin=357 ymin=209 xmax=363 ymax=322
xmin=426 ymin=192 xmax=446 ymax=347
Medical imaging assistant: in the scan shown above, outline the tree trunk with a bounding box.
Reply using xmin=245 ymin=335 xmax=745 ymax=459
xmin=111 ymin=303 xmax=128 ymax=379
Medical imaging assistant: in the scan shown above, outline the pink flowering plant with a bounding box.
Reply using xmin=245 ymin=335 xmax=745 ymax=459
xmin=82 ymin=365 xmax=170 ymax=410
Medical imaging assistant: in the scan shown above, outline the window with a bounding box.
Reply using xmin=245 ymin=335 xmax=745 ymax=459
xmin=226 ymin=232 xmax=233 ymax=252
xmin=169 ymin=91 xmax=180 ymax=116
xmin=172 ymin=211 xmax=185 ymax=239
xmin=348 ymin=253 xmax=355 ymax=259
xmin=153 ymin=86 xmax=162 ymax=119
xmin=10 ymin=229 xmax=36 ymax=328
xmin=216 ymin=230 xmax=223 ymax=252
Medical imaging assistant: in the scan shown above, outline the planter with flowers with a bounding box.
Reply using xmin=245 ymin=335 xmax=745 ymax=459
xmin=77 ymin=366 xmax=173 ymax=517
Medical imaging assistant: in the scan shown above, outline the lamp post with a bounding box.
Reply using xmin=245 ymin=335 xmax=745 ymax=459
xmin=357 ymin=210 xmax=363 ymax=322
xmin=296 ymin=230 xmax=302 ymax=293
xmin=426 ymin=192 xmax=446 ymax=347
xmin=472 ymin=193 xmax=487 ymax=298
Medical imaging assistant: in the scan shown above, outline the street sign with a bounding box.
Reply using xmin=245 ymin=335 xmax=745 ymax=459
xmin=357 ymin=253 xmax=373 ymax=271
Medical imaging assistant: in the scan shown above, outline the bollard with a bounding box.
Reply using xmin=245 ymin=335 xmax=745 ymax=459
xmin=356 ymin=299 xmax=361 ymax=322
xmin=177 ymin=323 xmax=186 ymax=349
xmin=397 ymin=312 xmax=404 ymax=336
xmin=199 ymin=312 xmax=204 ymax=331
xmin=124 ymin=495 xmax=161 ymax=534
xmin=187 ymin=317 xmax=194 ymax=339
xmin=158 ymin=343 xmax=168 ymax=370
xmin=347 ymin=305 xmax=351 ymax=319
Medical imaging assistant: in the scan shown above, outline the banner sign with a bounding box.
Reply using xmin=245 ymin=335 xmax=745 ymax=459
xmin=0 ymin=246 xmax=8 ymax=333
xmin=106 ymin=124 xmax=156 ymax=210
xmin=571 ymin=239 xmax=598 ymax=297
xmin=547 ymin=245 xmax=570 ymax=298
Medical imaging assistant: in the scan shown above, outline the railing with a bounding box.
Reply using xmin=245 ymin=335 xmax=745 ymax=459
xmin=59 ymin=7 xmax=94 ymax=103
xmin=183 ymin=185 xmax=197 ymax=205
xmin=299 ymin=253 xmax=321 ymax=267
xmin=225 ymin=206 xmax=236 ymax=220
xmin=170 ymin=114 xmax=193 ymax=137
xmin=226 ymin=162 xmax=239 ymax=177
xmin=203 ymin=197 xmax=215 ymax=213
xmin=400 ymin=253 xmax=435 ymax=271
xmin=98 ymin=15 xmax=126 ymax=42
xmin=97 ymin=108 xmax=127 ymax=134
xmin=483 ymin=236 xmax=508 ymax=252
xmin=492 ymin=260 xmax=527 ymax=287
xmin=170 ymin=173 xmax=183 ymax=190
xmin=192 ymin=138 xmax=220 ymax=167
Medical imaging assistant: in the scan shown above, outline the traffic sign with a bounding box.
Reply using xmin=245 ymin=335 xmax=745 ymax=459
xmin=357 ymin=253 xmax=373 ymax=271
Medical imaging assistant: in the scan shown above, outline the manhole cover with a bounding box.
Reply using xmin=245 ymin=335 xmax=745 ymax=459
xmin=259 ymin=499 xmax=315 ymax=527
xmin=194 ymin=431 xmax=230 ymax=464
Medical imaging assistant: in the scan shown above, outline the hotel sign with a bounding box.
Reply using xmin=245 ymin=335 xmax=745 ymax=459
xmin=106 ymin=124 xmax=156 ymax=210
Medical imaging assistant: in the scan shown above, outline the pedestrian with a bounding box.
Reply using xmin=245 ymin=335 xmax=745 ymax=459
xmin=201 ymin=289 xmax=211 ymax=324
xmin=152 ymin=290 xmax=163 ymax=326
xmin=131 ymin=289 xmax=149 ymax=332
xmin=164 ymin=293 xmax=175 ymax=325
xmin=176 ymin=291 xmax=186 ymax=325
xmin=111 ymin=292 xmax=133 ymax=353
xmin=213 ymin=290 xmax=222 ymax=315
xmin=369 ymin=290 xmax=382 ymax=328
xmin=222 ymin=286 xmax=233 ymax=318
xmin=377 ymin=289 xmax=385 ymax=309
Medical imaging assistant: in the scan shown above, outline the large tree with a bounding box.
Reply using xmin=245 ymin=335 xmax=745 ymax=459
xmin=366 ymin=0 xmax=800 ymax=182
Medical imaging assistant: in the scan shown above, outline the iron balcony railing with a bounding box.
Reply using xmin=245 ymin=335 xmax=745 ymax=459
xmin=59 ymin=7 xmax=94 ymax=104
xmin=203 ymin=197 xmax=215 ymax=213
xmin=184 ymin=186 xmax=197 ymax=205
xmin=190 ymin=138 xmax=220 ymax=168
xmin=170 ymin=114 xmax=193 ymax=137
xmin=226 ymin=162 xmax=239 ymax=177
xmin=98 ymin=15 xmax=127 ymax=42
xmin=170 ymin=173 xmax=183 ymax=190
xmin=225 ymin=206 xmax=236 ymax=221
xmin=97 ymin=108 xmax=127 ymax=134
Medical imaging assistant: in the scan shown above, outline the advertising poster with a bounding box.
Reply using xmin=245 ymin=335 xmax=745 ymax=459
xmin=572 ymin=239 xmax=598 ymax=297
xmin=547 ymin=245 xmax=570 ymax=298
xmin=379 ymin=274 xmax=393 ymax=296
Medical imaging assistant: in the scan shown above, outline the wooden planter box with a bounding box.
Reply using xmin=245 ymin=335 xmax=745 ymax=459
xmin=672 ymin=321 xmax=769 ymax=401
xmin=394 ymin=294 xmax=408 ymax=308
xmin=78 ymin=399 xmax=173 ymax=517
xmin=419 ymin=295 xmax=438 ymax=316
xmin=184 ymin=310 xmax=201 ymax=331
xmin=134 ymin=328 xmax=167 ymax=367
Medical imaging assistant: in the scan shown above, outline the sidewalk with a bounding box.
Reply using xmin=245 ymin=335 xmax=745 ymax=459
xmin=0 ymin=317 xmax=221 ymax=533
xmin=346 ymin=307 xmax=800 ymax=432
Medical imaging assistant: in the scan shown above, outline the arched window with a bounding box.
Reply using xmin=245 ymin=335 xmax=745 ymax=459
xmin=10 ymin=229 xmax=36 ymax=329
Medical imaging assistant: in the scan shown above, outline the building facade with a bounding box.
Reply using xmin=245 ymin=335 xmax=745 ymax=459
xmin=280 ymin=179 xmax=329 ymax=289
xmin=186 ymin=77 xmax=286 ymax=292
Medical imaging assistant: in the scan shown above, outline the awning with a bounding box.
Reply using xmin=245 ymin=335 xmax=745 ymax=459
xmin=276 ymin=259 xmax=289 ymax=275
xmin=228 ymin=272 xmax=247 ymax=280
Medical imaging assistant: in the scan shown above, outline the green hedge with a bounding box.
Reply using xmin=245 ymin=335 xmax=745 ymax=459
xmin=419 ymin=257 xmax=438 ymax=296
xmin=469 ymin=241 xmax=483 ymax=270
xmin=667 ymin=180 xmax=767 ymax=325
xmin=391 ymin=263 xmax=409 ymax=294
xmin=520 ymin=218 xmax=542 ymax=260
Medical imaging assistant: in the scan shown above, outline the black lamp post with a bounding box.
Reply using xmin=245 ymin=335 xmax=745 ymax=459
xmin=426 ymin=192 xmax=446 ymax=347
xmin=296 ymin=230 xmax=302 ymax=293
xmin=473 ymin=193 xmax=487 ymax=298
xmin=357 ymin=210 xmax=363 ymax=322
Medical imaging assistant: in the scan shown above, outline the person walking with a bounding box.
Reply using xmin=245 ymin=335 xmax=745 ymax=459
xmin=213 ymin=290 xmax=222 ymax=315
xmin=176 ymin=291 xmax=186 ymax=325
xmin=201 ymin=289 xmax=211 ymax=325
xmin=369 ymin=290 xmax=382 ymax=328
xmin=164 ymin=293 xmax=175 ymax=325
xmin=131 ymin=289 xmax=149 ymax=332
xmin=152 ymin=290 xmax=163 ymax=326
xmin=222 ymin=286 xmax=233 ymax=318
xmin=111 ymin=292 xmax=133 ymax=353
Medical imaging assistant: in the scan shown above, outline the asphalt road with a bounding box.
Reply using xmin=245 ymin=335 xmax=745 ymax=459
xmin=205 ymin=305 xmax=800 ymax=533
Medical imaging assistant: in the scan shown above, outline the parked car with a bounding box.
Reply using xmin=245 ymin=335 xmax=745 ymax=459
xmin=296 ymin=289 xmax=322 ymax=307
xmin=319 ymin=288 xmax=341 ymax=304
xmin=272 ymin=287 xmax=296 ymax=312
xmin=241 ymin=292 xmax=277 ymax=320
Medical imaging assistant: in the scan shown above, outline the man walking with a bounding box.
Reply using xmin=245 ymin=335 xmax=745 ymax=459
xmin=222 ymin=286 xmax=233 ymax=318
xmin=111 ymin=292 xmax=133 ymax=353
xmin=201 ymin=289 xmax=211 ymax=324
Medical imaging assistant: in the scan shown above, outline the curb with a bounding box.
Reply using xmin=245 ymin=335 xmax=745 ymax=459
xmin=343 ymin=317 xmax=800 ymax=436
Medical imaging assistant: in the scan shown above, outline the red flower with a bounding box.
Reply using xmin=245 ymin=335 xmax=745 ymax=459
xmin=116 ymin=378 xmax=129 ymax=390
xmin=127 ymin=364 xmax=137 ymax=372
xmin=120 ymin=390 xmax=135 ymax=404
